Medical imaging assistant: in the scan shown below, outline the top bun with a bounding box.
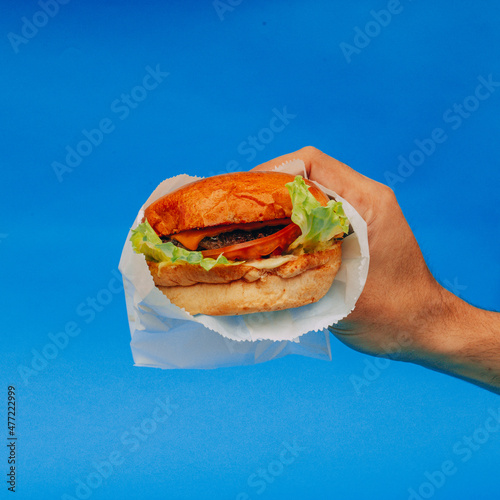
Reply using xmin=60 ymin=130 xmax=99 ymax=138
xmin=145 ymin=171 xmax=329 ymax=236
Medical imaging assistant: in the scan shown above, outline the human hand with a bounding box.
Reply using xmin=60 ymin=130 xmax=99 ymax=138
xmin=253 ymin=147 xmax=500 ymax=392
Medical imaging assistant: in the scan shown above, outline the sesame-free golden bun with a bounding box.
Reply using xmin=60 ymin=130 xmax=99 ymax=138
xmin=144 ymin=171 xmax=329 ymax=236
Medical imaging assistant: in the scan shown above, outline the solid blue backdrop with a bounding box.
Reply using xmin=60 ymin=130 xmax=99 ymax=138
xmin=2 ymin=0 xmax=499 ymax=499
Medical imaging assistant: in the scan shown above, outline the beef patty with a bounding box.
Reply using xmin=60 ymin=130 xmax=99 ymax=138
xmin=161 ymin=224 xmax=287 ymax=251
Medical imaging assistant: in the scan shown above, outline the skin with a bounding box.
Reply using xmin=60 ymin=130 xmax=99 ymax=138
xmin=253 ymin=146 xmax=500 ymax=394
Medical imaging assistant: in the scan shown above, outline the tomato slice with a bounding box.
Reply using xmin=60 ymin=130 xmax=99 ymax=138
xmin=172 ymin=218 xmax=292 ymax=251
xmin=201 ymin=223 xmax=302 ymax=261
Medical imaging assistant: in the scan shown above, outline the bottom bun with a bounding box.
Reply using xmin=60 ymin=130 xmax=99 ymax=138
xmin=157 ymin=258 xmax=342 ymax=316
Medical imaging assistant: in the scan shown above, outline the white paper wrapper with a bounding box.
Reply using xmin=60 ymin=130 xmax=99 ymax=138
xmin=118 ymin=160 xmax=369 ymax=369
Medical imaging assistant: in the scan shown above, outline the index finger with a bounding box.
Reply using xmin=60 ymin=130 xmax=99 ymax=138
xmin=252 ymin=146 xmax=389 ymax=219
xmin=251 ymin=146 xmax=374 ymax=201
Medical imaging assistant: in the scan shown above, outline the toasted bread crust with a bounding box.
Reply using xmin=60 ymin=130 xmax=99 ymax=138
xmin=147 ymin=243 xmax=342 ymax=287
xmin=157 ymin=257 xmax=342 ymax=316
xmin=144 ymin=172 xmax=329 ymax=236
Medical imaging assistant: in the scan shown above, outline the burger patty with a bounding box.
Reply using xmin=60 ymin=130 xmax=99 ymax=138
xmin=198 ymin=225 xmax=287 ymax=250
xmin=161 ymin=224 xmax=287 ymax=251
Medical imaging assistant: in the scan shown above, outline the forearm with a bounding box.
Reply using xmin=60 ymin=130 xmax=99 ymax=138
xmin=411 ymin=287 xmax=500 ymax=394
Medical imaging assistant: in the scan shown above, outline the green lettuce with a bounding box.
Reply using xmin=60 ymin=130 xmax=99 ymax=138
xmin=130 ymin=220 xmax=237 ymax=271
xmin=286 ymin=176 xmax=350 ymax=252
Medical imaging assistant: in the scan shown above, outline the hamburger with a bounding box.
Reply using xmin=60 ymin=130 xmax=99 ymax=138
xmin=131 ymin=171 xmax=350 ymax=316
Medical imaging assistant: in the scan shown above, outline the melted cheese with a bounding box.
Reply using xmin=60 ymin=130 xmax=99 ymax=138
xmin=171 ymin=218 xmax=291 ymax=251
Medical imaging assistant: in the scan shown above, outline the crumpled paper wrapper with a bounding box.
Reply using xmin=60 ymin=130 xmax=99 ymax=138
xmin=118 ymin=160 xmax=369 ymax=369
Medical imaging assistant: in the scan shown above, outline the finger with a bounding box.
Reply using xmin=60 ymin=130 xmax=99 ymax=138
xmin=251 ymin=146 xmax=375 ymax=203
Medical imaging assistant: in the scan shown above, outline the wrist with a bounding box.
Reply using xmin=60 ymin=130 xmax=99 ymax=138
xmin=410 ymin=286 xmax=467 ymax=361
xmin=407 ymin=285 xmax=500 ymax=391
xmin=387 ymin=280 xmax=453 ymax=363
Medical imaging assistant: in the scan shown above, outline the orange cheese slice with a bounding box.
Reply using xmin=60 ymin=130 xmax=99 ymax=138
xmin=171 ymin=218 xmax=291 ymax=251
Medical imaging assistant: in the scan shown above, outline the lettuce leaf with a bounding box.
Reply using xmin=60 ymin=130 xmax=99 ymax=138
xmin=130 ymin=220 xmax=238 ymax=271
xmin=286 ymin=176 xmax=350 ymax=252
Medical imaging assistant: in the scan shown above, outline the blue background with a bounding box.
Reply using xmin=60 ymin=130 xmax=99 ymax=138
xmin=2 ymin=0 xmax=500 ymax=499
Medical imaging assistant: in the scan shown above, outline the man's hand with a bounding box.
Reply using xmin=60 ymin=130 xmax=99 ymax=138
xmin=253 ymin=147 xmax=500 ymax=393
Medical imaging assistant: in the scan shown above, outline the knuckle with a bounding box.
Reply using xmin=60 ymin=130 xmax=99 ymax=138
xmin=368 ymin=182 xmax=397 ymax=213
xmin=379 ymin=183 xmax=397 ymax=203
xmin=299 ymin=145 xmax=321 ymax=157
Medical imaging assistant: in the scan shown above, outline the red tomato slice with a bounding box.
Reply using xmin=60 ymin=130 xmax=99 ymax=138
xmin=172 ymin=218 xmax=292 ymax=251
xmin=201 ymin=223 xmax=301 ymax=261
